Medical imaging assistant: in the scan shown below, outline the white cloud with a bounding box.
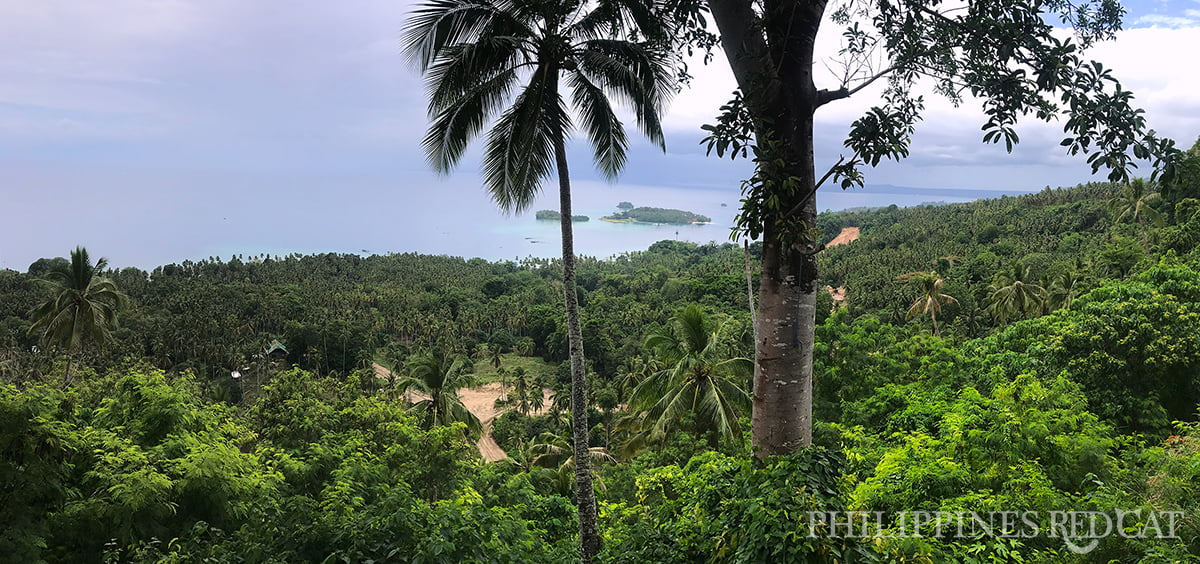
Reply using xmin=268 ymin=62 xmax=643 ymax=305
xmin=660 ymin=15 xmax=1200 ymax=190
xmin=1133 ymin=14 xmax=1200 ymax=27
xmin=2 ymin=1 xmax=1197 ymax=192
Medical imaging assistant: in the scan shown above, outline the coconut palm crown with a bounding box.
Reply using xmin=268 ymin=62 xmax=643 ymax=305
xmin=629 ymin=304 xmax=752 ymax=449
xmin=29 ymin=246 xmax=129 ymax=353
xmin=398 ymin=349 xmax=482 ymax=436
xmin=403 ymin=0 xmax=674 ymax=211
xmin=896 ymin=271 xmax=959 ymax=337
xmin=985 ymin=262 xmax=1048 ymax=326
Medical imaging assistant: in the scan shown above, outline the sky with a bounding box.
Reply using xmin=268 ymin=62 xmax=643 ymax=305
xmin=2 ymin=0 xmax=1199 ymax=270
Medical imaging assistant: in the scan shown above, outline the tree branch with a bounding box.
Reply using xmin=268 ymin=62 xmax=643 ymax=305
xmin=813 ymin=154 xmax=852 ymax=191
xmin=816 ymin=62 xmax=894 ymax=107
xmin=779 ymin=152 xmax=860 ymax=221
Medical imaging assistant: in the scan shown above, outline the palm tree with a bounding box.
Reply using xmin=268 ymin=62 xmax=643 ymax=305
xmin=896 ymin=271 xmax=958 ymax=337
xmin=511 ymin=366 xmax=533 ymax=415
xmin=28 ymin=246 xmax=129 ymax=385
xmin=615 ymin=354 xmax=657 ymax=402
xmin=985 ymin=262 xmax=1048 ymax=326
xmin=515 ymin=336 xmax=535 ymax=357
xmin=528 ymin=431 xmax=615 ymax=497
xmin=398 ymin=349 xmax=482 ymax=436
xmin=1109 ymin=177 xmax=1164 ymax=254
xmin=1047 ymin=272 xmax=1083 ymax=312
xmin=629 ymin=304 xmax=752 ymax=450
xmin=404 ymin=2 xmax=673 ymax=558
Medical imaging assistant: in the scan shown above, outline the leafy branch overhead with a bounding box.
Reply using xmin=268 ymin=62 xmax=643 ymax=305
xmin=695 ymin=0 xmax=1181 ymax=244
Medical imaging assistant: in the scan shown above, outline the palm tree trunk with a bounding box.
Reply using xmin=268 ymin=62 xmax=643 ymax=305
xmin=1138 ymin=215 xmax=1150 ymax=254
xmin=555 ymin=136 xmax=601 ymax=562
xmin=931 ymin=311 xmax=939 ymax=337
xmin=62 ymin=353 xmax=75 ymax=388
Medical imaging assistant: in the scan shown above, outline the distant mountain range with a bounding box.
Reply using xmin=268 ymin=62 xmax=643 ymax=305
xmin=853 ymin=183 xmax=1041 ymax=200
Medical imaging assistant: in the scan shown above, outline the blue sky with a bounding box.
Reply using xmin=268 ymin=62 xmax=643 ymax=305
xmin=2 ymin=1 xmax=1199 ymax=270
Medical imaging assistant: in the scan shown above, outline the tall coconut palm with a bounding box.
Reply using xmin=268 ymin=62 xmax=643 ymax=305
xmin=28 ymin=246 xmax=129 ymax=385
xmin=1109 ymin=178 xmax=1164 ymax=254
xmin=896 ymin=271 xmax=958 ymax=337
xmin=398 ymin=349 xmax=482 ymax=436
xmin=404 ymin=1 xmax=673 ymax=558
xmin=985 ymin=262 xmax=1048 ymax=326
xmin=629 ymin=304 xmax=752 ymax=450
xmin=511 ymin=366 xmax=533 ymax=415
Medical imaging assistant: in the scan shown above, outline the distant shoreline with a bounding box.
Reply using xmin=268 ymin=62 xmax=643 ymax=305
xmin=599 ymin=217 xmax=711 ymax=226
xmin=600 ymin=205 xmax=712 ymax=225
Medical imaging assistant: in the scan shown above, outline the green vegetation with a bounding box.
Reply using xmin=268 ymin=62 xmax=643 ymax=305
xmin=398 ymin=349 xmax=482 ymax=435
xmin=617 ymin=202 xmax=634 ymax=211
xmin=679 ymin=0 xmax=1178 ymax=455
xmin=602 ymin=207 xmax=711 ymax=224
xmin=403 ymin=0 xmax=676 ymax=557
xmin=536 ymin=210 xmax=590 ymax=222
xmin=5 ymin=0 xmax=1200 ymax=557
xmin=28 ymin=246 xmax=129 ymax=385
xmin=6 ymin=172 xmax=1200 ymax=560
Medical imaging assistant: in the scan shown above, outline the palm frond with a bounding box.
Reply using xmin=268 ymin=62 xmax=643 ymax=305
xmin=575 ymin=39 xmax=671 ymax=148
xmin=480 ymin=65 xmax=570 ymax=213
xmin=403 ymin=0 xmax=528 ymax=70
xmin=567 ymin=71 xmax=627 ymax=180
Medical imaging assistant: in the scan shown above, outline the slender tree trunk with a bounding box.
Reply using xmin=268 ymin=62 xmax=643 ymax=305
xmin=931 ymin=311 xmax=939 ymax=337
xmin=744 ymin=240 xmax=757 ymax=335
xmin=555 ymin=137 xmax=601 ymax=562
xmin=1137 ymin=215 xmax=1150 ymax=254
xmin=62 ymin=353 xmax=75 ymax=388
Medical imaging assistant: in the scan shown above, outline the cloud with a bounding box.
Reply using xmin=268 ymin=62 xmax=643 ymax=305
xmin=661 ymin=13 xmax=1200 ymax=190
xmin=2 ymin=1 xmax=1198 ymax=192
xmin=1133 ymin=14 xmax=1199 ymax=27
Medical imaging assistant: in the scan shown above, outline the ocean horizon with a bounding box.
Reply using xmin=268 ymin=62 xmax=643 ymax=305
xmin=2 ymin=173 xmax=1039 ymax=272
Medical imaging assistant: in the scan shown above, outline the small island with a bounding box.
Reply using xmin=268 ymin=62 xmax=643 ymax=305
xmin=535 ymin=210 xmax=589 ymax=222
xmin=601 ymin=205 xmax=711 ymax=225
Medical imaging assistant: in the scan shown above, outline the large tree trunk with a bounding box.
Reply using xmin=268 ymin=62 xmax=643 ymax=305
xmin=555 ymin=137 xmax=601 ymax=562
xmin=752 ymin=179 xmax=818 ymax=455
xmin=709 ymin=0 xmax=826 ymax=455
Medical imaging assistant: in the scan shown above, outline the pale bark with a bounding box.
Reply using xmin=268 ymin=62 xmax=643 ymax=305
xmin=709 ymin=0 xmax=827 ymax=454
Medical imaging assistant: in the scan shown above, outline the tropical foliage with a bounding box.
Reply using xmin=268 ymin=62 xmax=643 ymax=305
xmin=403 ymin=0 xmax=676 ymax=556
xmin=399 ymin=349 xmax=482 ymax=435
xmin=5 ymin=172 xmax=1200 ymax=561
xmin=28 ymin=246 xmax=128 ymax=383
xmin=896 ymin=271 xmax=958 ymax=336
xmin=626 ymin=304 xmax=751 ymax=451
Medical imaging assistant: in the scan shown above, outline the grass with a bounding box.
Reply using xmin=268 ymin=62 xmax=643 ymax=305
xmin=372 ymin=352 xmax=559 ymax=387
xmin=469 ymin=353 xmax=559 ymax=385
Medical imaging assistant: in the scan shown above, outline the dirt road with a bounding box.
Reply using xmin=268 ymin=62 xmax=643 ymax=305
xmin=827 ymin=226 xmax=860 ymax=247
xmin=372 ymin=363 xmax=547 ymax=462
xmin=459 ymin=382 xmax=511 ymax=462
xmin=825 ymin=226 xmax=860 ymax=304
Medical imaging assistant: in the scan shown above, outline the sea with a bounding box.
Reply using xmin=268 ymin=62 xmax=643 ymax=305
xmin=0 ymin=168 xmax=1035 ymax=271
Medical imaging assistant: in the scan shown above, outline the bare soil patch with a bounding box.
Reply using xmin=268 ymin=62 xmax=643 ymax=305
xmin=824 ymin=227 xmax=859 ymax=304
xmin=373 ymin=363 xmax=548 ymax=462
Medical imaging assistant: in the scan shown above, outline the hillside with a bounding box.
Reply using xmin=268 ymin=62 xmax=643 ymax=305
xmin=4 ymin=180 xmax=1200 ymax=561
